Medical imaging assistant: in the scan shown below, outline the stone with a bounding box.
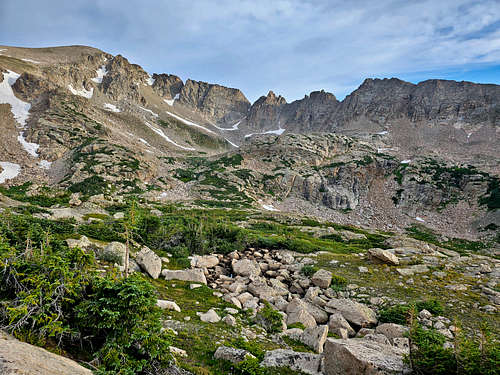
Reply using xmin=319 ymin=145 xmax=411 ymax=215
xmin=311 ymin=269 xmax=332 ymax=288
xmin=304 ymin=302 xmax=329 ymax=324
xmin=136 ymin=246 xmax=162 ymax=279
xmin=325 ymin=298 xmax=378 ymax=327
xmin=269 ymin=278 xmax=289 ymax=296
xmin=113 ymin=212 xmax=125 ymax=219
xmin=69 ymin=193 xmax=82 ymax=207
xmin=0 ymin=330 xmax=92 ymax=374
xmin=190 ymin=283 xmax=202 ymax=289
xmin=328 ymin=312 xmax=355 ymax=337
xmin=214 ymin=346 xmax=256 ymax=364
xmin=362 ymin=333 xmax=391 ymax=346
xmin=301 ymin=325 xmax=329 ymax=353
xmin=282 ymin=328 xmax=304 ymax=341
xmin=222 ymin=314 xmax=237 ymax=326
xmin=199 ymin=309 xmax=221 ymax=323
xmin=418 ymin=309 xmax=432 ymax=320
xmin=248 ymin=279 xmax=276 ymax=299
xmin=286 ymin=299 xmax=317 ymax=328
xmin=323 ymin=338 xmax=410 ymax=375
xmin=260 ymin=349 xmax=323 ymax=375
xmin=162 ymin=269 xmax=207 ymax=284
xmin=156 ymin=300 xmax=181 ymax=312
xmin=392 ymin=337 xmax=410 ymax=351
xmin=169 ymin=346 xmax=187 ymax=357
xmin=102 ymin=241 xmax=127 ymax=265
xmin=375 ymin=323 xmax=408 ymax=341
xmin=191 ymin=255 xmax=219 ymax=268
xmin=368 ymin=248 xmax=400 ymax=265
xmin=358 ymin=266 xmax=369 ymax=273
xmin=232 ymin=259 xmax=261 ymax=277
xmin=66 ymin=235 xmax=90 ymax=249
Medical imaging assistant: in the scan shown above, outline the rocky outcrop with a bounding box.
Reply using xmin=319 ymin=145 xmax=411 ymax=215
xmin=162 ymin=269 xmax=207 ymax=284
xmin=178 ymin=79 xmax=250 ymax=125
xmin=136 ymin=246 xmax=162 ymax=279
xmin=152 ymin=73 xmax=183 ymax=99
xmin=0 ymin=331 xmax=92 ymax=375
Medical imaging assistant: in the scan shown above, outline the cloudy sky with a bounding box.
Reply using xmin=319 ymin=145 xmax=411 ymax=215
xmin=1 ymin=0 xmax=500 ymax=102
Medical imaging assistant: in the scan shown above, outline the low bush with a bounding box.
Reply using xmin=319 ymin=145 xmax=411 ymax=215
xmin=300 ymin=265 xmax=318 ymax=277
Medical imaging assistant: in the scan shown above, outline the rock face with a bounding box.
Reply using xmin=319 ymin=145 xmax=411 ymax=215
xmin=323 ymin=338 xmax=410 ymax=375
xmin=162 ymin=269 xmax=207 ymax=284
xmin=136 ymin=246 xmax=162 ymax=279
xmin=178 ymin=79 xmax=250 ymax=125
xmin=0 ymin=331 xmax=92 ymax=375
xmin=260 ymin=349 xmax=323 ymax=375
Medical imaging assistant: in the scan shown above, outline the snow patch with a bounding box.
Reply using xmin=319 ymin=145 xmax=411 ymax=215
xmin=165 ymin=111 xmax=216 ymax=134
xmin=139 ymin=138 xmax=151 ymax=146
xmin=39 ymin=160 xmax=52 ymax=169
xmin=104 ymin=103 xmax=120 ymax=112
xmin=415 ymin=216 xmax=425 ymax=222
xmin=225 ymin=138 xmax=239 ymax=148
xmin=0 ymin=70 xmax=31 ymax=126
xmin=91 ymin=65 xmax=108 ymax=83
xmin=21 ymin=58 xmax=41 ymax=64
xmin=210 ymin=118 xmax=244 ymax=131
xmin=144 ymin=121 xmax=195 ymax=151
xmin=0 ymin=70 xmax=39 ymax=157
xmin=68 ymin=84 xmax=93 ymax=99
xmin=401 ymin=159 xmax=411 ymax=164
xmin=262 ymin=204 xmax=278 ymax=211
xmin=139 ymin=106 xmax=159 ymax=118
xmin=17 ymin=134 xmax=39 ymax=157
xmin=0 ymin=162 xmax=21 ymax=183
xmin=164 ymin=93 xmax=179 ymax=106
xmin=245 ymin=126 xmax=285 ymax=138
xmin=147 ymin=76 xmax=155 ymax=86
xmin=375 ymin=130 xmax=388 ymax=135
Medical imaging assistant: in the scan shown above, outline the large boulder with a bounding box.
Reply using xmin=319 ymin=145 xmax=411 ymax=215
xmin=301 ymin=325 xmax=329 ymax=353
xmin=375 ymin=323 xmax=408 ymax=341
xmin=156 ymin=300 xmax=181 ymax=312
xmin=286 ymin=299 xmax=317 ymax=328
xmin=260 ymin=349 xmax=323 ymax=375
xmin=248 ymin=279 xmax=276 ymax=299
xmin=162 ymin=269 xmax=207 ymax=284
xmin=136 ymin=246 xmax=162 ymax=279
xmin=0 ymin=331 xmax=92 ymax=374
xmin=66 ymin=235 xmax=90 ymax=249
xmin=323 ymin=338 xmax=410 ymax=375
xmin=198 ymin=309 xmax=221 ymax=323
xmin=325 ymin=298 xmax=377 ymax=328
xmin=232 ymin=259 xmax=261 ymax=277
xmin=329 ymin=312 xmax=355 ymax=338
xmin=191 ymin=255 xmax=219 ymax=268
xmin=311 ymin=269 xmax=332 ymax=288
xmin=102 ymin=241 xmax=127 ymax=265
xmin=368 ymin=248 xmax=400 ymax=265
xmin=214 ymin=346 xmax=256 ymax=364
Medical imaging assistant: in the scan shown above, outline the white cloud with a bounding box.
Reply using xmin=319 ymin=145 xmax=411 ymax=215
xmin=1 ymin=0 xmax=499 ymax=101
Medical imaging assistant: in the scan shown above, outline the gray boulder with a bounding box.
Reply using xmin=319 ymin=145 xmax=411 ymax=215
xmin=199 ymin=309 xmax=221 ymax=323
xmin=136 ymin=246 xmax=162 ymax=279
xmin=102 ymin=241 xmax=127 ymax=265
xmin=311 ymin=269 xmax=332 ymax=288
xmin=301 ymin=325 xmax=329 ymax=353
xmin=325 ymin=298 xmax=377 ymax=327
xmin=286 ymin=299 xmax=317 ymax=328
xmin=260 ymin=349 xmax=323 ymax=375
xmin=191 ymin=255 xmax=219 ymax=268
xmin=323 ymin=338 xmax=410 ymax=375
xmin=329 ymin=312 xmax=355 ymax=337
xmin=214 ymin=346 xmax=255 ymax=364
xmin=162 ymin=269 xmax=207 ymax=284
xmin=368 ymin=248 xmax=400 ymax=265
xmin=232 ymin=259 xmax=261 ymax=277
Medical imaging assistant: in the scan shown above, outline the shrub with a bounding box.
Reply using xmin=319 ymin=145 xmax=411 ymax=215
xmin=301 ymin=265 xmax=318 ymax=277
xmin=379 ymin=304 xmax=412 ymax=325
xmin=415 ymin=299 xmax=444 ymax=315
xmin=255 ymin=301 xmax=284 ymax=334
xmin=330 ymin=274 xmax=348 ymax=291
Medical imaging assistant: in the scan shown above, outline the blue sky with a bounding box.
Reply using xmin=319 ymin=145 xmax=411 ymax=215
xmin=1 ymin=0 xmax=500 ymax=103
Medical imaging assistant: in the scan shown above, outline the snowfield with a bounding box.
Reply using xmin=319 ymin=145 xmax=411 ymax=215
xmin=245 ymin=126 xmax=285 ymax=138
xmin=39 ymin=160 xmax=52 ymax=169
xmin=68 ymin=84 xmax=93 ymax=99
xmin=104 ymin=103 xmax=120 ymax=112
xmin=164 ymin=93 xmax=180 ymax=106
xmin=91 ymin=65 xmax=108 ymax=83
xmin=0 ymin=70 xmax=39 ymax=157
xmin=144 ymin=122 xmax=195 ymax=151
xmin=261 ymin=203 xmax=279 ymax=211
xmin=165 ymin=111 xmax=216 ymax=134
xmin=0 ymin=162 xmax=21 ymax=183
xmin=21 ymin=58 xmax=41 ymax=64
xmin=139 ymin=106 xmax=159 ymax=118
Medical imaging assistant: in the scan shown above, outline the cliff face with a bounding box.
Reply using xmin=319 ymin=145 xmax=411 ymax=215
xmin=178 ymin=79 xmax=250 ymax=125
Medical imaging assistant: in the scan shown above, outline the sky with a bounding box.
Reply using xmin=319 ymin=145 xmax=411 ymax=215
xmin=1 ymin=0 xmax=500 ymax=103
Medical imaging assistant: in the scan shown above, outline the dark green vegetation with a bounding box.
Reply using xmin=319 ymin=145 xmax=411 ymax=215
xmin=408 ymin=319 xmax=500 ymax=375
xmin=379 ymin=300 xmax=444 ymax=325
xmin=0 ymin=182 xmax=70 ymax=207
xmin=0 ymin=212 xmax=173 ymax=374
